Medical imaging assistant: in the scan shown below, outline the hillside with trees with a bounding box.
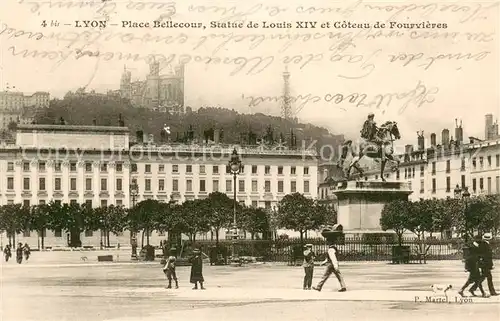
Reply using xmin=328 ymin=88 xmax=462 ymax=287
xmin=32 ymin=95 xmax=344 ymax=158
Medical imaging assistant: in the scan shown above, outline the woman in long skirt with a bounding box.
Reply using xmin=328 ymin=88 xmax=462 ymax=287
xmin=189 ymin=249 xmax=205 ymax=290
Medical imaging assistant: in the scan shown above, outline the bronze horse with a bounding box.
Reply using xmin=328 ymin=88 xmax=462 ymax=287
xmin=338 ymin=121 xmax=402 ymax=182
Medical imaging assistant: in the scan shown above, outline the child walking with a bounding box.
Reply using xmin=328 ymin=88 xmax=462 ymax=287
xmin=163 ymin=248 xmax=178 ymax=289
xmin=189 ymin=248 xmax=205 ymax=290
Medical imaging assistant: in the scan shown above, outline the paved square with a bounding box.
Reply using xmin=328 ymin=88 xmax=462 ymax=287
xmin=1 ymin=250 xmax=499 ymax=321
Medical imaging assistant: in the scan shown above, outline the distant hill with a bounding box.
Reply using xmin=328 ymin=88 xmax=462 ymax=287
xmin=33 ymin=95 xmax=344 ymax=159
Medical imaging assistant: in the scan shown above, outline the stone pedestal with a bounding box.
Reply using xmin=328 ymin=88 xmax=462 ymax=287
xmin=333 ymin=180 xmax=412 ymax=235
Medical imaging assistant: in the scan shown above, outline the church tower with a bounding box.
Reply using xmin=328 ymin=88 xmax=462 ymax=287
xmin=174 ymin=63 xmax=185 ymax=107
xmin=120 ymin=66 xmax=132 ymax=100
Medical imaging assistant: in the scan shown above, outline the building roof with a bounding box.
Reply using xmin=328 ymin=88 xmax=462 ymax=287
xmin=16 ymin=124 xmax=130 ymax=133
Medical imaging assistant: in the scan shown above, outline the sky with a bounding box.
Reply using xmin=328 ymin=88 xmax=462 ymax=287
xmin=1 ymin=0 xmax=499 ymax=146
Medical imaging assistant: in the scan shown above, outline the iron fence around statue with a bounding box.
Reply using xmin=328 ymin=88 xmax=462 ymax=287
xmin=190 ymin=237 xmax=500 ymax=265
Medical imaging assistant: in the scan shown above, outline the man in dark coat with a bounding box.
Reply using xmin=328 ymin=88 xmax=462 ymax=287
xmin=16 ymin=243 xmax=23 ymax=264
xmin=302 ymin=244 xmax=315 ymax=290
xmin=189 ymin=249 xmax=205 ymax=290
xmin=459 ymin=241 xmax=487 ymax=297
xmin=470 ymin=233 xmax=497 ymax=296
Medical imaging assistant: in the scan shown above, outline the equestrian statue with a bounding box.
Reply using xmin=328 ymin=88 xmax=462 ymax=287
xmin=337 ymin=113 xmax=402 ymax=182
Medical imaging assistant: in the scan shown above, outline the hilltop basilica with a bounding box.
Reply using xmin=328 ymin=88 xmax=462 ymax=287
xmin=118 ymin=60 xmax=185 ymax=114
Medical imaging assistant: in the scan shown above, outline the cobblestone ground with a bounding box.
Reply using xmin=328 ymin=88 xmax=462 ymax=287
xmin=1 ymin=250 xmax=499 ymax=321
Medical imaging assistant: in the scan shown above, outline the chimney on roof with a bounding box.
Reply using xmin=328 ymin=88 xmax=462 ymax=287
xmin=441 ymin=129 xmax=450 ymax=146
xmin=455 ymin=119 xmax=463 ymax=145
xmin=417 ymin=131 xmax=424 ymax=150
xmin=430 ymin=133 xmax=436 ymax=147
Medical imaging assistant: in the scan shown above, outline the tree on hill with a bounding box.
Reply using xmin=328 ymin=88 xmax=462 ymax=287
xmin=33 ymin=96 xmax=343 ymax=158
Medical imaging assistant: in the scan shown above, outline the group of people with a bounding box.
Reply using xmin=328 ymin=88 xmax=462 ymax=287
xmin=459 ymin=233 xmax=497 ymax=297
xmin=162 ymin=247 xmax=205 ymax=290
xmin=3 ymin=243 xmax=30 ymax=264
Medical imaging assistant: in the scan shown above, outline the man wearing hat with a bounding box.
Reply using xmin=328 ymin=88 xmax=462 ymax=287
xmin=470 ymin=233 xmax=497 ymax=296
xmin=459 ymin=241 xmax=487 ymax=297
xmin=313 ymin=243 xmax=347 ymax=292
xmin=302 ymin=244 xmax=316 ymax=290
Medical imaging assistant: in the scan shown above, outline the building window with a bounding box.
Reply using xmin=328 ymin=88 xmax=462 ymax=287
xmin=252 ymin=200 xmax=258 ymax=207
xmin=213 ymin=180 xmax=219 ymax=192
xmin=54 ymin=229 xmax=62 ymax=237
xmin=116 ymin=200 xmax=123 ymax=206
xmin=23 ymin=162 xmax=30 ymax=171
xmin=85 ymin=178 xmax=92 ymax=191
xmin=158 ymin=179 xmax=164 ymax=191
xmin=472 ymin=158 xmax=476 ymax=169
xmin=479 ymin=178 xmax=484 ymax=191
xmin=226 ymin=180 xmax=232 ymax=192
xmin=278 ymin=166 xmax=283 ymax=175
xmin=446 ymin=160 xmax=450 ymax=173
xmin=172 ymin=165 xmax=178 ymax=173
xmin=101 ymin=200 xmax=107 ymax=207
xmin=186 ymin=165 xmax=192 ymax=173
xmin=186 ymin=179 xmax=192 ymax=192
xmin=70 ymin=199 xmax=77 ymax=205
xmin=252 ymin=180 xmax=258 ymax=192
xmin=479 ymin=157 xmax=484 ymax=168
xmin=432 ymin=178 xmax=436 ymax=193
xmin=70 ymin=178 xmax=77 ymax=191
xmin=472 ymin=178 xmax=477 ymax=192
xmin=304 ymin=167 xmax=309 ymax=175
xmin=172 ymin=179 xmax=178 ymax=191
xmin=70 ymin=162 xmax=77 ymax=172
xmin=54 ymin=200 xmax=61 ymax=205
xmin=23 ymin=200 xmax=30 ymax=207
xmin=116 ymin=163 xmax=123 ymax=172
xmin=431 ymin=162 xmax=436 ymax=175
xmin=158 ymin=164 xmax=164 ymax=172
xmin=85 ymin=230 xmax=93 ymax=237
xmin=101 ymin=178 xmax=107 ymax=191
xmin=496 ymin=154 xmax=500 ymax=167
xmin=404 ymin=168 xmax=407 ymax=179
xmin=412 ymin=167 xmax=415 ymax=178
xmin=99 ymin=162 xmax=107 ymax=172
xmin=85 ymin=200 xmax=92 ymax=208
xmin=278 ymin=181 xmax=284 ymax=193
xmin=264 ymin=166 xmax=270 ymax=175
xmin=7 ymin=162 xmax=14 ymax=171
xmin=200 ymin=179 xmax=206 ymax=192
xmin=304 ymin=181 xmax=310 ymax=193
xmin=131 ymin=163 xmax=138 ymax=172
xmin=199 ymin=165 xmax=205 ymax=174
xmin=39 ymin=162 xmax=46 ymax=171
xmin=145 ymin=164 xmax=151 ymax=173
xmin=420 ymin=165 xmax=425 ymax=177
xmin=396 ymin=170 xmax=400 ymax=180
xmin=85 ymin=162 xmax=92 ymax=172
xmin=265 ymin=201 xmax=271 ymax=209
xmin=55 ymin=162 xmax=62 ymax=172
xmin=291 ymin=166 xmax=296 ymax=175
xmin=23 ymin=177 xmax=30 ymax=190
xmin=487 ymin=155 xmax=492 ymax=167
xmin=420 ymin=180 xmax=424 ymax=193
xmin=461 ymin=158 xmax=466 ymax=171
xmin=116 ymin=178 xmax=123 ymax=191
xmin=39 ymin=200 xmax=46 ymax=205
xmin=212 ymin=165 xmax=219 ymax=174
xmin=252 ymin=165 xmax=257 ymax=174
xmin=446 ymin=177 xmax=450 ymax=192
xmin=487 ymin=177 xmax=491 ymax=194
xmin=55 ymin=178 xmax=61 ymax=190
xmin=39 ymin=177 xmax=46 ymax=191
xmin=265 ymin=180 xmax=271 ymax=192
xmin=23 ymin=230 xmax=30 ymax=237
xmin=291 ymin=181 xmax=296 ymax=193
xmin=145 ymin=179 xmax=151 ymax=191
xmin=238 ymin=180 xmax=245 ymax=192
xmin=496 ymin=176 xmax=500 ymax=194
xmin=461 ymin=175 xmax=466 ymax=189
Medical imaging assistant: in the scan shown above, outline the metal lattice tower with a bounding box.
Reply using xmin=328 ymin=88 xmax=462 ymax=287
xmin=281 ymin=66 xmax=293 ymax=120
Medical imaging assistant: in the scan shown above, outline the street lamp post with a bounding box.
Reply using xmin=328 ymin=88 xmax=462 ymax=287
xmin=228 ymin=148 xmax=243 ymax=266
xmin=130 ymin=181 xmax=139 ymax=260
xmin=454 ymin=184 xmax=471 ymax=242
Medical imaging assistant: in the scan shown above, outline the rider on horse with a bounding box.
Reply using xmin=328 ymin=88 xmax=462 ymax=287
xmin=361 ymin=113 xmax=383 ymax=145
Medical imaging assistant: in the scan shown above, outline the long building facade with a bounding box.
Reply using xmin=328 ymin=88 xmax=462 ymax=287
xmin=1 ymin=124 xmax=318 ymax=248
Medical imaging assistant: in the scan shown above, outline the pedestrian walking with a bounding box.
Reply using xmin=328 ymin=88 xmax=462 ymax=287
xmin=16 ymin=243 xmax=23 ymax=264
xmin=23 ymin=243 xmax=30 ymax=261
xmin=163 ymin=248 xmax=179 ymax=289
xmin=189 ymin=248 xmax=205 ymax=290
xmin=469 ymin=233 xmax=497 ymax=296
xmin=313 ymin=243 xmax=347 ymax=292
xmin=3 ymin=245 xmax=11 ymax=262
xmin=302 ymin=244 xmax=315 ymax=290
xmin=459 ymin=241 xmax=488 ymax=297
